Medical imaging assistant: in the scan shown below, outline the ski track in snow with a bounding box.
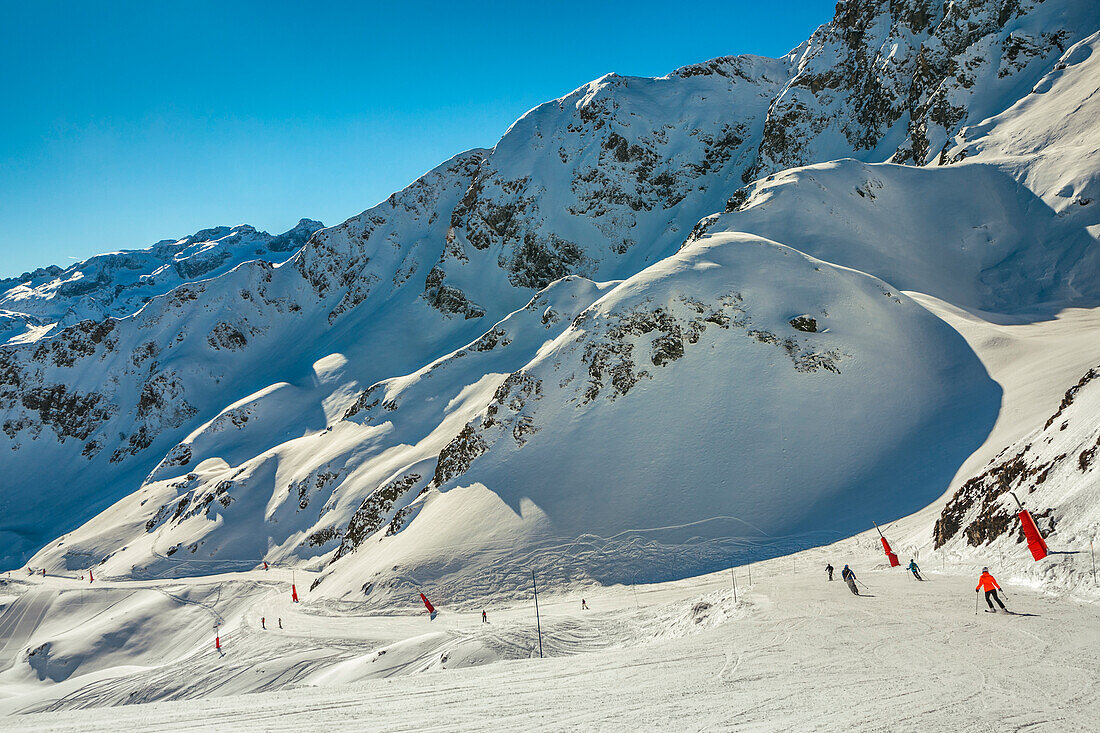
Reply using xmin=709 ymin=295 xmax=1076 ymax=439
xmin=0 ymin=592 xmax=54 ymax=672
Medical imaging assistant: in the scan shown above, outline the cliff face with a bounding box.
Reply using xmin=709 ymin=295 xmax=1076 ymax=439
xmin=4 ymin=1 xmax=1099 ymax=582
xmin=753 ymin=0 xmax=1095 ymax=174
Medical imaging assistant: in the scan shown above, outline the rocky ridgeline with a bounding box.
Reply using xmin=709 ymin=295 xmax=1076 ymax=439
xmin=934 ymin=364 xmax=1100 ymax=551
xmin=1 ymin=219 xmax=323 ymax=338
xmin=753 ymin=0 xmax=1088 ymax=175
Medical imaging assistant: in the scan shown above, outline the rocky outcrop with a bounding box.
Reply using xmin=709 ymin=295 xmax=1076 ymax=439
xmin=433 ymin=426 xmax=489 ymax=487
xmin=934 ymin=362 xmax=1100 ymax=549
xmin=333 ymin=473 xmax=424 ymax=561
xmin=423 ymin=267 xmax=486 ymax=319
xmin=752 ymin=0 xmax=1089 ymax=175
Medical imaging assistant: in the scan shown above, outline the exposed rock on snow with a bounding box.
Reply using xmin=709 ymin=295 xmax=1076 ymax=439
xmin=934 ymin=362 xmax=1100 ymax=583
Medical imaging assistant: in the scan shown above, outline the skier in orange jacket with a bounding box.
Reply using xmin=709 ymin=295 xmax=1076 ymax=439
xmin=976 ymin=567 xmax=1008 ymax=612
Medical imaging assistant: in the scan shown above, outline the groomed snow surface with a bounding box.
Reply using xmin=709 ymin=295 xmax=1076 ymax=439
xmin=1 ymin=539 xmax=1097 ymax=732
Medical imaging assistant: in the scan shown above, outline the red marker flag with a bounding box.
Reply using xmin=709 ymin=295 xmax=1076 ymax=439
xmin=420 ymin=593 xmax=435 ymax=615
xmin=1009 ymin=492 xmax=1049 ymax=562
xmin=880 ymin=536 xmax=900 ymax=567
xmin=873 ymin=522 xmax=901 ymax=567
xmin=1018 ymin=510 xmax=1049 ymax=561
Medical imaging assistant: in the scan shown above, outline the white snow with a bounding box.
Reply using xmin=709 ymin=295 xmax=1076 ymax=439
xmin=1 ymin=2 xmax=1099 ymax=729
xmin=0 ymin=548 xmax=1096 ymax=731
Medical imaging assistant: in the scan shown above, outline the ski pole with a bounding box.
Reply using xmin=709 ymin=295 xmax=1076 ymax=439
xmin=975 ymin=591 xmax=980 ymax=615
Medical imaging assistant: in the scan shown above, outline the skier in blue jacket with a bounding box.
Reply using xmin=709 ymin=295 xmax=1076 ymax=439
xmin=908 ymin=559 xmax=922 ymax=581
xmin=841 ymin=565 xmax=859 ymax=595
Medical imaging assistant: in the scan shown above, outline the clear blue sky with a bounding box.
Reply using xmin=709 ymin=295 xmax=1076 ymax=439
xmin=0 ymin=0 xmax=831 ymax=278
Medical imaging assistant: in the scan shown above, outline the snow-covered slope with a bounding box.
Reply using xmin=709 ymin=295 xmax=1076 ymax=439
xmin=1 ymin=1 xmax=1099 ymax=725
xmin=0 ymin=553 xmax=1097 ymax=729
xmin=305 ymin=233 xmax=1002 ymax=600
xmin=4 ymin=0 xmax=1099 ymax=610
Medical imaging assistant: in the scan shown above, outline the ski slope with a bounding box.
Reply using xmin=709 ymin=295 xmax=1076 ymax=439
xmin=0 ymin=541 xmax=1097 ymax=732
xmin=1 ymin=3 xmax=1098 ymax=729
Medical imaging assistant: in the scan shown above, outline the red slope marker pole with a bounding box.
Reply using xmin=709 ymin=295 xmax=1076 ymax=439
xmin=873 ymin=522 xmax=900 ymax=567
xmin=1009 ymin=492 xmax=1049 ymax=561
xmin=420 ymin=592 xmax=436 ymax=619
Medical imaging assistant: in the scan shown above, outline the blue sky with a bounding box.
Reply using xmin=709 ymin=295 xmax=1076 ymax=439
xmin=0 ymin=0 xmax=830 ymax=278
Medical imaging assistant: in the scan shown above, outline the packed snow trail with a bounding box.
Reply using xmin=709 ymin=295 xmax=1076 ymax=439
xmin=0 ymin=591 xmax=54 ymax=672
xmin=0 ymin=549 xmax=1096 ymax=731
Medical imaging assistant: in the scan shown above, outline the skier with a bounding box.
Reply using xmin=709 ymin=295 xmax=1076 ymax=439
xmin=482 ymin=610 xmax=488 ymax=624
xmin=581 ymin=599 xmax=589 ymax=610
xmin=908 ymin=559 xmax=923 ymax=581
xmin=841 ymin=565 xmax=859 ymax=595
xmin=261 ymin=616 xmax=266 ymax=630
xmin=825 ymin=563 xmax=834 ymax=581
xmin=976 ymin=567 xmax=1008 ymax=612
xmin=263 ymin=561 xmax=268 ymax=571
xmin=278 ymin=618 xmax=282 ymax=630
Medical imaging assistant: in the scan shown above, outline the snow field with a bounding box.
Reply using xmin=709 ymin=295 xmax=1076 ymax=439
xmin=1 ymin=542 xmax=1096 ymax=731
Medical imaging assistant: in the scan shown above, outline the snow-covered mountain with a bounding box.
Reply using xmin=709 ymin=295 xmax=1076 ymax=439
xmin=4 ymin=0 xmax=1098 ymax=613
xmin=0 ymin=219 xmax=323 ymax=345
